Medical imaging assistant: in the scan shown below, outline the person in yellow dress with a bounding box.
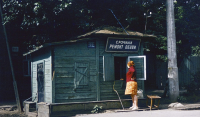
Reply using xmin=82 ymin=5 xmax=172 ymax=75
xmin=125 ymin=61 xmax=138 ymax=110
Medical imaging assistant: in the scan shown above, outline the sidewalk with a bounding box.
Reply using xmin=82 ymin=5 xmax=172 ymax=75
xmin=167 ymin=102 xmax=200 ymax=110
xmin=111 ymin=101 xmax=200 ymax=112
xmin=1 ymin=100 xmax=200 ymax=117
xmin=77 ymin=109 xmax=200 ymax=117
xmin=1 ymin=89 xmax=200 ymax=117
xmin=144 ymin=89 xmax=200 ymax=110
xmin=73 ymin=102 xmax=200 ymax=117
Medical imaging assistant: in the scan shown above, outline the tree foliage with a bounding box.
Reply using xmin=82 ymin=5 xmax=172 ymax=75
xmin=174 ymin=0 xmax=200 ymax=65
xmin=1 ymin=0 xmax=200 ymax=59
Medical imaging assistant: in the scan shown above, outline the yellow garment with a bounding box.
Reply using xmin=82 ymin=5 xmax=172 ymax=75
xmin=125 ymin=81 xmax=137 ymax=95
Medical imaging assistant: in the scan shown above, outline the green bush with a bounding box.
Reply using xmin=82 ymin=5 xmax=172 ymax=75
xmin=179 ymin=71 xmax=200 ymax=103
xmin=177 ymin=96 xmax=187 ymax=103
xmin=186 ymin=94 xmax=200 ymax=103
xmin=185 ymin=71 xmax=200 ymax=95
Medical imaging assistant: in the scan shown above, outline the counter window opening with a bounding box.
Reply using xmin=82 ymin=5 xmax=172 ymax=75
xmin=103 ymin=55 xmax=146 ymax=81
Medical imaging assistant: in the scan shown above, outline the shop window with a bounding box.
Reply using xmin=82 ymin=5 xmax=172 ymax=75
xmin=128 ymin=56 xmax=146 ymax=80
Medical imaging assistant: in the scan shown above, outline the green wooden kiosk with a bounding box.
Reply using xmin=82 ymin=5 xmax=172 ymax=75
xmin=23 ymin=26 xmax=156 ymax=116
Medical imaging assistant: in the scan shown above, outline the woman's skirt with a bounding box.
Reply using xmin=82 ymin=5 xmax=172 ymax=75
xmin=125 ymin=81 xmax=137 ymax=95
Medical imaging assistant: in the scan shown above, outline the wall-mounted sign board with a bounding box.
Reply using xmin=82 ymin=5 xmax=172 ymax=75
xmin=105 ymin=37 xmax=141 ymax=52
xmin=87 ymin=41 xmax=96 ymax=48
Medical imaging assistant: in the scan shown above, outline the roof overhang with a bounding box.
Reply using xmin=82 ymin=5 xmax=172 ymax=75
xmin=23 ymin=26 xmax=156 ymax=56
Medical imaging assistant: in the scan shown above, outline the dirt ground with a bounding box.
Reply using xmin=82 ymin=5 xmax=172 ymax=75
xmin=0 ymin=109 xmax=27 ymax=117
xmin=0 ymin=90 xmax=167 ymax=117
xmin=0 ymin=100 xmax=27 ymax=117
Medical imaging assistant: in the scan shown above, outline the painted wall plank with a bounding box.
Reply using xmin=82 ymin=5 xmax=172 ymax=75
xmin=53 ymin=70 xmax=74 ymax=74
xmin=55 ymin=75 xmax=74 ymax=78
xmin=54 ymin=57 xmax=96 ymax=64
xmin=56 ymin=93 xmax=96 ymax=100
xmin=55 ymin=83 xmax=74 ymax=88
xmin=54 ymin=63 xmax=74 ymax=68
xmin=89 ymin=76 xmax=97 ymax=82
xmin=55 ymin=88 xmax=96 ymax=94
xmin=45 ymin=86 xmax=52 ymax=92
xmin=88 ymin=71 xmax=96 ymax=76
xmin=55 ymin=87 xmax=75 ymax=94
xmin=54 ymin=67 xmax=74 ymax=72
xmin=55 ymin=98 xmax=96 ymax=103
xmin=45 ymin=92 xmax=52 ymax=101
xmin=54 ymin=49 xmax=96 ymax=57
xmin=55 ymin=77 xmax=74 ymax=84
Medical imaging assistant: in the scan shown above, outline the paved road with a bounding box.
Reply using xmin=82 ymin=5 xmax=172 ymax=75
xmin=76 ymin=109 xmax=200 ymax=117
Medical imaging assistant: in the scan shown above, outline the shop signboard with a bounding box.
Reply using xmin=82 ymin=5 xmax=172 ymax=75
xmin=105 ymin=37 xmax=141 ymax=52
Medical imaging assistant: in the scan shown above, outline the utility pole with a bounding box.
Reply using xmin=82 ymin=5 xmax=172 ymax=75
xmin=0 ymin=2 xmax=22 ymax=112
xmin=166 ymin=0 xmax=179 ymax=102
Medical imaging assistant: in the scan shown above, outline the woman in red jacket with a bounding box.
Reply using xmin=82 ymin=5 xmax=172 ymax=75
xmin=125 ymin=61 xmax=138 ymax=110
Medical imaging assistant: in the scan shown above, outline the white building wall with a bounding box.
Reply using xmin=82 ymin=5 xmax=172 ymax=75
xmin=31 ymin=50 xmax=52 ymax=103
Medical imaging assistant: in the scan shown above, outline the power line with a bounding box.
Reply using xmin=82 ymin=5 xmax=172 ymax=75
xmin=109 ymin=9 xmax=129 ymax=35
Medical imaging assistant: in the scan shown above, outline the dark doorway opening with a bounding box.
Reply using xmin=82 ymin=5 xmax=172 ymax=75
xmin=114 ymin=57 xmax=127 ymax=80
xmin=37 ymin=63 xmax=44 ymax=102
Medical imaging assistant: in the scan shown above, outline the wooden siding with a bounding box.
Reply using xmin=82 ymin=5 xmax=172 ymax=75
xmin=31 ymin=50 xmax=52 ymax=103
xmin=30 ymin=38 xmax=147 ymax=103
xmin=53 ymin=42 xmax=97 ymax=103
xmin=98 ymin=38 xmax=145 ymax=100
xmin=179 ymin=56 xmax=200 ymax=87
xmin=100 ymin=81 xmax=129 ymax=100
xmin=100 ymin=80 xmax=144 ymax=100
xmin=155 ymin=56 xmax=200 ymax=89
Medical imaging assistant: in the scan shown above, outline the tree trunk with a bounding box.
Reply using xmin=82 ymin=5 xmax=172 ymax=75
xmin=166 ymin=0 xmax=179 ymax=102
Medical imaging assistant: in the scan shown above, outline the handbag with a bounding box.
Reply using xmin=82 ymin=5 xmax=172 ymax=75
xmin=137 ymin=89 xmax=144 ymax=98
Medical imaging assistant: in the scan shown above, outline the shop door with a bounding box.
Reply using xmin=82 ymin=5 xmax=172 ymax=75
xmin=74 ymin=62 xmax=89 ymax=89
xmin=37 ymin=62 xmax=44 ymax=102
xmin=127 ymin=56 xmax=146 ymax=80
xmin=103 ymin=56 xmax=114 ymax=81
